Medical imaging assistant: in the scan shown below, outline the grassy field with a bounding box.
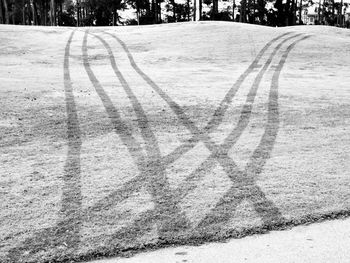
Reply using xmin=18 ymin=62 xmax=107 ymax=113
xmin=1 ymin=22 xmax=350 ymax=263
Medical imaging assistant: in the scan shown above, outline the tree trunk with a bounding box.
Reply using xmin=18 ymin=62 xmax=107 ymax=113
xmin=322 ymin=0 xmax=325 ymax=24
xmin=339 ymin=0 xmax=343 ymax=26
xmin=331 ymin=0 xmax=334 ymax=25
xmin=113 ymin=2 xmax=117 ymax=26
xmin=299 ymin=0 xmax=302 ymax=24
xmin=33 ymin=0 xmax=38 ymax=25
xmin=0 ymin=0 xmax=3 ymax=24
xmin=27 ymin=0 xmax=31 ymax=25
xmin=11 ymin=2 xmax=15 ymax=24
xmin=136 ymin=4 xmax=140 ymax=25
xmin=317 ymin=0 xmax=320 ymax=24
xmin=21 ymin=0 xmax=25 ymax=24
xmin=187 ymin=0 xmax=190 ymax=21
xmin=3 ymin=0 xmax=9 ymax=24
xmin=158 ymin=0 xmax=161 ymax=22
xmin=42 ymin=0 xmax=47 ymax=26
xmin=252 ymin=0 xmax=255 ymax=23
xmin=292 ymin=0 xmax=296 ymax=25
xmin=50 ymin=0 xmax=55 ymax=26
xmin=284 ymin=0 xmax=290 ymax=26
xmin=240 ymin=0 xmax=246 ymax=22
xmin=199 ymin=0 xmax=202 ymax=20
xmin=212 ymin=0 xmax=218 ymax=19
xmin=77 ymin=3 xmax=80 ymax=27
xmin=247 ymin=0 xmax=252 ymax=23
xmin=193 ymin=0 xmax=196 ymax=21
xmin=232 ymin=0 xmax=235 ymax=21
xmin=34 ymin=1 xmax=40 ymax=25
xmin=171 ymin=0 xmax=175 ymax=21
xmin=151 ymin=0 xmax=156 ymax=23
xmin=58 ymin=1 xmax=62 ymax=26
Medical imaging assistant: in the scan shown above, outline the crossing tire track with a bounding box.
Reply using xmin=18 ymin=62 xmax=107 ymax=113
xmin=5 ymin=28 xmax=311 ymax=263
xmin=194 ymin=35 xmax=311 ymax=231
xmin=162 ymin=32 xmax=295 ymax=164
xmin=103 ymin=31 xmax=303 ymax=227
xmin=82 ymin=30 xmax=146 ymax=167
xmin=82 ymin=30 xmax=190 ymax=241
xmin=102 ymin=31 xmax=298 ymax=168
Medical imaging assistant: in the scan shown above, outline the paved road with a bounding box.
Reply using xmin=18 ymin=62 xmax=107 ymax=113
xmin=90 ymin=217 xmax=350 ymax=263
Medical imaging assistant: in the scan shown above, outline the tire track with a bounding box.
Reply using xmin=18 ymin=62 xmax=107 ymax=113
xmin=7 ymin=30 xmax=83 ymax=262
xmin=102 ymin=32 xmax=301 ymax=226
xmin=82 ymin=30 xmax=146 ymax=167
xmin=87 ymin=32 xmax=161 ymax=160
xmin=82 ymin=30 xmax=190 ymax=241
xmin=195 ymin=36 xmax=311 ymax=231
xmin=103 ymin=31 xmax=292 ymax=165
xmin=220 ymin=34 xmax=302 ymax=151
xmin=163 ymin=34 xmax=302 ymax=165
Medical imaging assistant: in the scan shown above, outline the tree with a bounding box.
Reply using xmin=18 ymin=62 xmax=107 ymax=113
xmin=0 ymin=0 xmax=4 ymax=24
xmin=212 ymin=0 xmax=218 ymax=18
xmin=50 ymin=0 xmax=55 ymax=25
xmin=2 ymin=0 xmax=10 ymax=24
xmin=240 ymin=0 xmax=247 ymax=22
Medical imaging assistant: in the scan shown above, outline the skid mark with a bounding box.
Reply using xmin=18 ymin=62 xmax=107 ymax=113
xmin=109 ymin=31 xmax=310 ymax=234
xmin=7 ymin=30 xmax=82 ymax=261
xmin=88 ymin=32 xmax=162 ymax=160
xmin=162 ymin=33 xmax=296 ymax=166
xmin=166 ymin=142 xmax=211 ymax=191
xmin=220 ymin=34 xmax=302 ymax=152
xmin=81 ymin=186 xmax=155 ymax=244
xmin=204 ymin=32 xmax=292 ymax=133
xmin=82 ymin=31 xmax=146 ymax=167
xmin=164 ymin=34 xmax=302 ymax=165
xmin=6 ymin=30 xmax=311 ymax=263
xmin=228 ymin=126 xmax=266 ymax=171
xmin=179 ymin=165 xmax=232 ymax=228
xmin=208 ymin=71 xmax=257 ymax=145
xmin=195 ymin=36 xmax=311 ymax=231
xmin=93 ymin=31 xmax=192 ymax=158
xmin=83 ymin=30 xmax=190 ymax=241
xmin=109 ymin=31 xmax=302 ymax=227
xmin=80 ymin=132 xmax=141 ymax=209
xmin=226 ymin=199 xmax=264 ymax=230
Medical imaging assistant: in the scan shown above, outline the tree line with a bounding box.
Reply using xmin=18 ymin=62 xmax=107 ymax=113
xmin=0 ymin=0 xmax=348 ymax=27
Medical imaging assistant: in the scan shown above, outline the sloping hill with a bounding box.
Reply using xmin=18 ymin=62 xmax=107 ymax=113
xmin=1 ymin=22 xmax=350 ymax=263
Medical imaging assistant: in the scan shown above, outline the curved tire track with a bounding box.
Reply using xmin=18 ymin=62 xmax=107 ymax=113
xmin=7 ymin=30 xmax=82 ymax=262
xmin=82 ymin=30 xmax=190 ymax=242
xmin=194 ymin=36 xmax=311 ymax=231
xmin=102 ymin=31 xmax=303 ymax=227
xmin=6 ymin=29 xmax=311 ymax=263
xmin=103 ymin=31 xmax=292 ymax=165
